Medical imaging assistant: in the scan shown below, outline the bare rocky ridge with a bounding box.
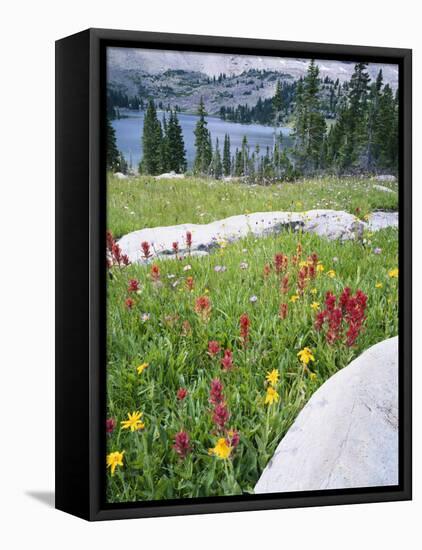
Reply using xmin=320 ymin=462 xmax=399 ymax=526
xmin=254 ymin=336 xmax=398 ymax=493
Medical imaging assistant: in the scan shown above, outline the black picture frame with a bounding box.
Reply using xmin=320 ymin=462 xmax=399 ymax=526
xmin=55 ymin=27 xmax=412 ymax=521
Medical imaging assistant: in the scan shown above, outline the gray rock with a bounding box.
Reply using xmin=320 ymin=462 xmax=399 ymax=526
xmin=375 ymin=174 xmax=396 ymax=182
xmin=114 ymin=172 xmax=128 ymax=180
xmin=155 ymin=171 xmax=185 ymax=180
xmin=373 ymin=184 xmax=395 ymax=194
xmin=367 ymin=211 xmax=398 ymax=231
xmin=118 ymin=209 xmax=397 ymax=264
xmin=254 ymin=336 xmax=398 ymax=493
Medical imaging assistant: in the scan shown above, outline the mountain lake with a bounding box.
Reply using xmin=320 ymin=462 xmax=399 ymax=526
xmin=112 ymin=110 xmax=292 ymax=171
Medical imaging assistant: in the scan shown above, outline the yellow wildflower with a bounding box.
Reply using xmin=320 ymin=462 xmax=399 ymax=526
xmin=299 ymin=260 xmax=310 ymax=268
xmin=309 ymin=372 xmax=317 ymax=381
xmin=266 ymin=369 xmax=280 ymax=387
xmin=204 ymin=288 xmax=210 ymax=294
xmin=297 ymin=347 xmax=315 ymax=365
xmin=137 ymin=362 xmax=149 ymax=375
xmin=388 ymin=268 xmax=399 ymax=278
xmin=120 ymin=411 xmax=145 ymax=432
xmin=375 ymin=282 xmax=383 ymax=289
xmin=310 ymin=301 xmax=320 ymax=311
xmin=290 ymin=294 xmax=299 ymax=303
xmin=310 ymin=288 xmax=318 ymax=295
xmin=265 ymin=386 xmax=280 ymax=405
xmin=209 ymin=438 xmax=232 ymax=459
xmin=316 ymin=263 xmax=325 ymax=273
xmin=106 ymin=451 xmax=124 ymax=476
xmin=326 ymin=269 xmax=336 ymax=278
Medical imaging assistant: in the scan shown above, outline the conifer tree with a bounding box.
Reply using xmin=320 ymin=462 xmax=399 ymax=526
xmin=223 ymin=134 xmax=231 ymax=176
xmin=292 ymin=61 xmax=326 ymax=172
xmin=194 ymin=97 xmax=212 ymax=174
xmin=140 ymin=99 xmax=163 ymax=175
xmin=166 ymin=110 xmax=187 ymax=173
xmin=211 ymin=138 xmax=223 ymax=179
xmin=106 ymin=117 xmax=120 ymax=171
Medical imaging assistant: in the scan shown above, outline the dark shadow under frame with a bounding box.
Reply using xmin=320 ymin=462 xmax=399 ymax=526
xmin=55 ymin=28 xmax=412 ymax=521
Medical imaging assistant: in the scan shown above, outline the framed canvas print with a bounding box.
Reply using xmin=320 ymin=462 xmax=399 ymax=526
xmin=55 ymin=28 xmax=412 ymax=521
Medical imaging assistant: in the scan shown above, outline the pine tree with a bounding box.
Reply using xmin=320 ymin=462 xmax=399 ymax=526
xmin=140 ymin=99 xmax=163 ymax=175
xmin=107 ymin=118 xmax=120 ymax=171
xmin=193 ymin=97 xmax=212 ymax=175
xmin=166 ymin=110 xmax=187 ymax=173
xmin=223 ymin=134 xmax=231 ymax=176
xmin=374 ymin=84 xmax=397 ymax=170
xmin=211 ymin=138 xmax=223 ymax=179
xmin=292 ymin=61 xmax=326 ymax=173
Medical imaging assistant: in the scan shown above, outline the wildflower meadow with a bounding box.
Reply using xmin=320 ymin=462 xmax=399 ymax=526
xmin=105 ymin=175 xmax=398 ymax=503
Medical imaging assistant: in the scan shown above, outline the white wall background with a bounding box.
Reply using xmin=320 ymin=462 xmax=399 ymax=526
xmin=0 ymin=1 xmax=419 ymax=548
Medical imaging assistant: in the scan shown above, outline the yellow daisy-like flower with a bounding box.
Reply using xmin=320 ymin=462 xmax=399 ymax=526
xmin=316 ymin=263 xmax=325 ymax=273
xmin=120 ymin=411 xmax=145 ymax=432
xmin=209 ymin=438 xmax=232 ymax=459
xmin=310 ymin=287 xmax=318 ymax=295
xmin=265 ymin=386 xmax=280 ymax=405
xmin=266 ymin=369 xmax=280 ymax=387
xmin=290 ymin=294 xmax=299 ymax=303
xmin=136 ymin=362 xmax=149 ymax=375
xmin=375 ymin=282 xmax=383 ymax=289
xmin=297 ymin=347 xmax=315 ymax=365
xmin=388 ymin=268 xmax=399 ymax=278
xmin=326 ymin=269 xmax=336 ymax=278
xmin=310 ymin=301 xmax=320 ymax=311
xmin=106 ymin=450 xmax=124 ymax=476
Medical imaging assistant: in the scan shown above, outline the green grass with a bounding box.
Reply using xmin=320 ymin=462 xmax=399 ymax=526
xmin=106 ymin=226 xmax=398 ymax=503
xmin=107 ymin=175 xmax=398 ymax=238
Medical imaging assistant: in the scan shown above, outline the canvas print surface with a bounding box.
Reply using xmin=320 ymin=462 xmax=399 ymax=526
xmin=105 ymin=46 xmax=399 ymax=504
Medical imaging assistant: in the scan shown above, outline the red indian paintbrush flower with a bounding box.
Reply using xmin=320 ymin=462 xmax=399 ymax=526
xmin=263 ymin=263 xmax=271 ymax=278
xmin=177 ymin=388 xmax=188 ymax=401
xmin=106 ymin=231 xmax=115 ymax=252
xmin=239 ymin=313 xmax=250 ymax=347
xmin=221 ymin=349 xmax=234 ymax=371
xmin=106 ymin=417 xmax=116 ymax=434
xmin=125 ymin=298 xmax=134 ymax=309
xmin=141 ymin=241 xmax=152 ymax=259
xmin=212 ymin=403 xmax=230 ymax=429
xmin=195 ymin=295 xmax=211 ymax=320
xmin=172 ymin=241 xmax=179 ymax=254
xmin=280 ymin=274 xmax=289 ymax=294
xmin=279 ymin=302 xmax=288 ymax=320
xmin=186 ymin=276 xmax=194 ymax=291
xmin=208 ymin=340 xmax=221 ymax=356
xmin=316 ymin=289 xmax=368 ymax=347
xmin=226 ymin=429 xmax=240 ymax=448
xmin=128 ymin=279 xmax=140 ymax=292
xmin=274 ymin=253 xmax=288 ymax=274
xmin=209 ymin=379 xmax=224 ymax=405
xmin=173 ymin=431 xmax=190 ymax=459
xmin=186 ymin=230 xmax=192 ymax=250
xmin=150 ymin=264 xmax=160 ymax=281
xmin=297 ymin=265 xmax=309 ymax=294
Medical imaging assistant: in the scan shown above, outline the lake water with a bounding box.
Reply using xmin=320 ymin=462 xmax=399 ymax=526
xmin=112 ymin=111 xmax=292 ymax=171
